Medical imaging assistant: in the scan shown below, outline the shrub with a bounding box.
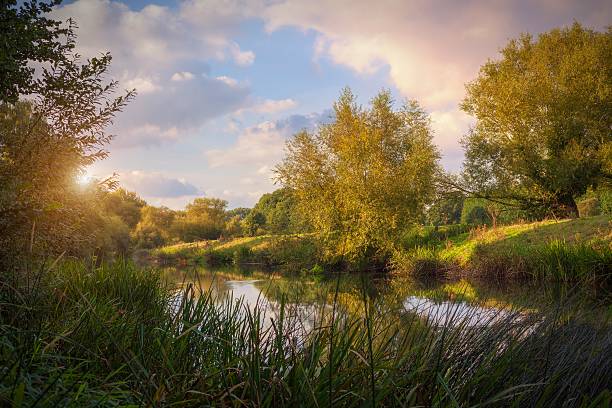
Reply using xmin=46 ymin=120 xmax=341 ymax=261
xmin=391 ymin=246 xmax=449 ymax=276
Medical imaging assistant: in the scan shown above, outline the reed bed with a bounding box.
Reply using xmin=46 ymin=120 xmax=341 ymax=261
xmin=1 ymin=261 xmax=611 ymax=406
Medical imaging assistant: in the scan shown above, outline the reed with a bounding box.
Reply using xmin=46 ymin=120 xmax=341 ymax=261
xmin=2 ymin=261 xmax=610 ymax=406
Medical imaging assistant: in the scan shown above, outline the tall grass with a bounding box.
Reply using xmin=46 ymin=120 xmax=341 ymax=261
xmin=2 ymin=261 xmax=611 ymax=406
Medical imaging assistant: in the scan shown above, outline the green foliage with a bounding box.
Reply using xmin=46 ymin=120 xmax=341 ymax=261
xmin=601 ymin=188 xmax=612 ymax=215
xmin=460 ymin=198 xmax=491 ymax=225
xmin=224 ymin=214 xmax=243 ymax=237
xmin=0 ymin=1 xmax=70 ymax=104
xmin=132 ymin=206 xmax=175 ymax=248
xmin=426 ymin=192 xmax=464 ymax=225
xmin=577 ymin=186 xmax=612 ymax=216
xmin=172 ymin=198 xmax=228 ymax=242
xmin=2 ymin=261 xmax=611 ymax=406
xmin=242 ymin=209 xmax=266 ymax=236
xmin=245 ymin=188 xmax=308 ymax=235
xmin=0 ymin=2 xmax=134 ymax=264
xmin=461 ymin=23 xmax=612 ymax=218
xmin=402 ymin=224 xmax=470 ymax=249
xmin=395 ymin=216 xmax=612 ymax=283
xmin=101 ymin=188 xmax=146 ymax=229
xmin=276 ymin=89 xmax=440 ymax=262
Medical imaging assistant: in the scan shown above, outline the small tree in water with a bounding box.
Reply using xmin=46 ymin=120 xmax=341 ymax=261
xmin=276 ymin=89 xmax=440 ymax=263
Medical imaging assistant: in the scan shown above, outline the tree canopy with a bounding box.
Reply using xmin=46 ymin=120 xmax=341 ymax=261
xmin=276 ymin=89 xmax=440 ymax=261
xmin=0 ymin=0 xmax=134 ymax=262
xmin=460 ymin=23 xmax=612 ymax=218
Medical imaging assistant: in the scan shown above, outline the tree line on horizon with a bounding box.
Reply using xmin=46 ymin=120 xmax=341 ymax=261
xmin=0 ymin=0 xmax=610 ymax=264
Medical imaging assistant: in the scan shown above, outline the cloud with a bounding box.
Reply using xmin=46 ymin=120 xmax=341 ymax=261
xmin=262 ymin=0 xmax=610 ymax=109
xmin=257 ymin=0 xmax=611 ymax=169
xmin=205 ymin=110 xmax=332 ymax=170
xmin=215 ymin=75 xmax=239 ymax=87
xmin=123 ymin=76 xmax=161 ymax=94
xmin=229 ymin=42 xmax=256 ymax=66
xmin=171 ymin=71 xmax=195 ymax=81
xmin=119 ymin=170 xmax=200 ymax=198
xmin=51 ymin=0 xmax=255 ymax=149
xmin=52 ymin=0 xmax=257 ymax=74
xmin=251 ymin=98 xmax=297 ymax=114
xmin=201 ymin=110 xmax=332 ymax=207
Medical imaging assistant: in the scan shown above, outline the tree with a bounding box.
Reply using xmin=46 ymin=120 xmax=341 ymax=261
xmin=1 ymin=0 xmax=70 ymax=103
xmin=247 ymin=188 xmax=308 ymax=235
xmin=241 ymin=210 xmax=266 ymax=237
xmin=276 ymin=89 xmax=440 ymax=261
xmin=171 ymin=198 xmax=228 ymax=242
xmin=101 ymin=188 xmax=146 ymax=229
xmin=461 ymin=23 xmax=612 ymax=218
xmin=0 ymin=1 xmax=134 ymax=262
xmin=132 ymin=206 xmax=176 ymax=249
xmin=427 ymin=192 xmax=464 ymax=226
xmin=225 ymin=207 xmax=250 ymax=220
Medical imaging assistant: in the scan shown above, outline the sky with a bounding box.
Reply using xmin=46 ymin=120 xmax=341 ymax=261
xmin=52 ymin=0 xmax=611 ymax=209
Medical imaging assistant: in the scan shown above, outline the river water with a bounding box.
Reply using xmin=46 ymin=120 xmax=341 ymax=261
xmin=163 ymin=266 xmax=608 ymax=331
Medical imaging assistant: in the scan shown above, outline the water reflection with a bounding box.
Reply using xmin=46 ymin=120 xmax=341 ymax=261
xmin=164 ymin=266 xmax=603 ymax=331
xmin=403 ymin=296 xmax=513 ymax=327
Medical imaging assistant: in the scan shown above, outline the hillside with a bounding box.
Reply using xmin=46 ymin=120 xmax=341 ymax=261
xmin=397 ymin=216 xmax=612 ymax=281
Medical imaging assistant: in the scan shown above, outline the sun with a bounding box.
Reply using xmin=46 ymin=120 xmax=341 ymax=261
xmin=76 ymin=172 xmax=91 ymax=185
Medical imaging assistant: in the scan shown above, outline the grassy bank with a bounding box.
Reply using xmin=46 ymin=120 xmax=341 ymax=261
xmin=1 ymin=260 xmax=611 ymax=406
xmin=150 ymin=216 xmax=611 ymax=283
xmin=150 ymin=234 xmax=324 ymax=272
xmin=393 ymin=216 xmax=612 ymax=283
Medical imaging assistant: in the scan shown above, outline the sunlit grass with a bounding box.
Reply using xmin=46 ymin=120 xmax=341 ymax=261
xmin=394 ymin=216 xmax=612 ymax=282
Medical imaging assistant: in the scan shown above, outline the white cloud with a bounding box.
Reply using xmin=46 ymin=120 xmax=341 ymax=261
xmin=123 ymin=76 xmax=161 ymax=94
xmin=51 ymin=0 xmax=255 ymax=149
xmin=206 ymin=121 xmax=285 ymax=169
xmin=205 ymin=111 xmax=331 ymax=170
xmin=229 ymin=42 xmax=256 ymax=66
xmin=52 ymin=0 xmax=257 ymax=74
xmin=119 ymin=170 xmax=201 ymax=198
xmin=258 ymin=0 xmax=611 ymax=168
xmin=171 ymin=71 xmax=195 ymax=81
xmin=111 ymin=124 xmax=179 ymax=148
xmin=110 ymin=75 xmax=249 ymax=148
xmin=215 ymin=75 xmax=239 ymax=87
xmin=252 ymin=98 xmax=297 ymax=114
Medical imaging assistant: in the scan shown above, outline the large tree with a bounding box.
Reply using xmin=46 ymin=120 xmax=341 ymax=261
xmin=0 ymin=0 xmax=69 ymax=103
xmin=276 ymin=89 xmax=440 ymax=261
xmin=0 ymin=0 xmax=134 ymax=261
xmin=460 ymin=23 xmax=611 ymax=218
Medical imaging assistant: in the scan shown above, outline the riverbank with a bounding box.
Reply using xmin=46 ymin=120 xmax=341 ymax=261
xmin=393 ymin=216 xmax=611 ymax=283
xmin=2 ymin=260 xmax=610 ymax=406
xmin=149 ymin=216 xmax=611 ymax=283
xmin=149 ymin=233 xmax=323 ymax=271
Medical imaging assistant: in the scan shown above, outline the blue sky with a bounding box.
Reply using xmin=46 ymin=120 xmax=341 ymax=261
xmin=54 ymin=0 xmax=611 ymax=208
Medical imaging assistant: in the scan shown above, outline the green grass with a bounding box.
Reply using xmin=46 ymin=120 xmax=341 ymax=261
xmin=1 ymin=260 xmax=611 ymax=406
xmin=394 ymin=216 xmax=612 ymax=282
xmin=152 ymin=234 xmax=324 ymax=272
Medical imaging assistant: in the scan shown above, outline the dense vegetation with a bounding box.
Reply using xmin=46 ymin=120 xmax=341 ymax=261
xmin=1 ymin=1 xmax=611 ymax=406
xmin=2 ymin=261 xmax=611 ymax=406
xmin=458 ymin=23 xmax=611 ymax=218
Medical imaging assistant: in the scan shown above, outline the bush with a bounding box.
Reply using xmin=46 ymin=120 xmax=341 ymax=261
xmin=391 ymin=246 xmax=450 ymax=276
xmin=472 ymin=239 xmax=612 ymax=283
xmin=461 ymin=198 xmax=491 ymax=225
xmin=232 ymin=245 xmax=252 ymax=265
xmin=265 ymin=236 xmax=321 ymax=271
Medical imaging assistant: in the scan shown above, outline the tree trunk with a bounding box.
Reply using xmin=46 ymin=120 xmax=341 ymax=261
xmin=556 ymin=195 xmax=579 ymax=219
